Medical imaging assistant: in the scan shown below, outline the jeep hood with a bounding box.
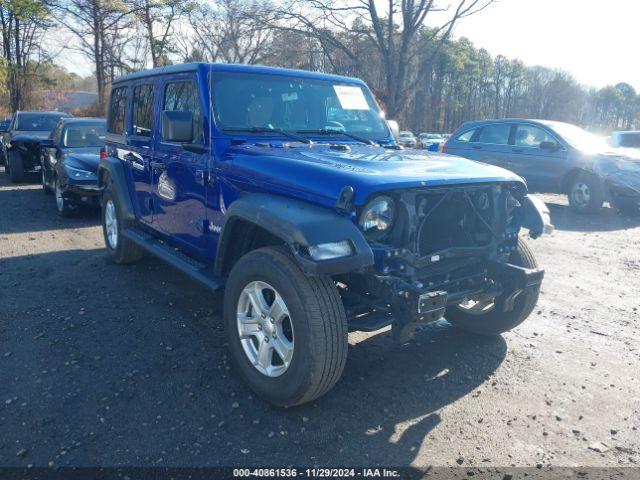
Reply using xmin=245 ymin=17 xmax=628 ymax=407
xmin=221 ymin=142 xmax=526 ymax=206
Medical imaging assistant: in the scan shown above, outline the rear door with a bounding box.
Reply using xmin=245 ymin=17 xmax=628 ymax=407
xmin=508 ymin=123 xmax=567 ymax=192
xmin=151 ymin=76 xmax=209 ymax=255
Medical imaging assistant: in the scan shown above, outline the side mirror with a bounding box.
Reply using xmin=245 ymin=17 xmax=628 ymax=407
xmin=161 ymin=110 xmax=193 ymax=143
xmin=539 ymin=141 xmax=560 ymax=151
xmin=387 ymin=119 xmax=400 ymax=140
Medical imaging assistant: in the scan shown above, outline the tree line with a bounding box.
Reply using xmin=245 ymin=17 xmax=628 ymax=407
xmin=1 ymin=0 xmax=638 ymax=133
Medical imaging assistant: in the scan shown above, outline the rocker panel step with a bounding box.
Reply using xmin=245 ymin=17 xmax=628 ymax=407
xmin=122 ymin=228 xmax=224 ymax=292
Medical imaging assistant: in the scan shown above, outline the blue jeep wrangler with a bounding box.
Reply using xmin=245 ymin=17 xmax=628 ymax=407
xmin=99 ymin=63 xmax=551 ymax=406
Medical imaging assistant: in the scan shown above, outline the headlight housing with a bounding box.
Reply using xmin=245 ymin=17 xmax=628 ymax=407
xmin=359 ymin=195 xmax=396 ymax=239
xmin=66 ymin=165 xmax=97 ymax=180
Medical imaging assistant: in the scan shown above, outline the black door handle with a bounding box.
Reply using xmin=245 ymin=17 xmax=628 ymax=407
xmin=472 ymin=145 xmax=482 ymax=150
xmin=149 ymin=161 xmax=166 ymax=170
xmin=512 ymin=148 xmax=523 ymax=153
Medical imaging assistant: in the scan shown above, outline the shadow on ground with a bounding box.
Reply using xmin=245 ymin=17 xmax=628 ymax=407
xmin=0 ymin=171 xmax=99 ymax=234
xmin=546 ymin=201 xmax=640 ymax=232
xmin=0 ymin=247 xmax=506 ymax=468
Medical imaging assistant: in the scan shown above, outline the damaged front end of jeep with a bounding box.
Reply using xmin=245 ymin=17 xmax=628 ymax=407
xmin=337 ymin=182 xmax=551 ymax=342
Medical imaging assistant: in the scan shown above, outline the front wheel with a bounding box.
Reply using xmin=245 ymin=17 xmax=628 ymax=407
xmin=55 ymin=176 xmax=74 ymax=217
xmin=445 ymin=239 xmax=540 ymax=335
xmin=7 ymin=151 xmax=24 ymax=183
xmin=224 ymin=246 xmax=348 ymax=407
xmin=42 ymin=168 xmax=52 ymax=194
xmin=567 ymin=172 xmax=604 ymax=213
xmin=101 ymin=188 xmax=143 ymax=264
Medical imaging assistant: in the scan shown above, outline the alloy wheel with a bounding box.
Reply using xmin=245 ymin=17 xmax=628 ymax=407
xmin=236 ymin=281 xmax=294 ymax=377
xmin=55 ymin=178 xmax=65 ymax=212
xmin=104 ymin=200 xmax=118 ymax=249
xmin=571 ymin=182 xmax=591 ymax=208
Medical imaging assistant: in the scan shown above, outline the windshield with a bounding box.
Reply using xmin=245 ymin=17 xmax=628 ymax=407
xmin=544 ymin=121 xmax=608 ymax=151
xmin=617 ymin=132 xmax=640 ymax=148
xmin=211 ymin=72 xmax=389 ymax=140
xmin=16 ymin=113 xmax=67 ymax=132
xmin=63 ymin=123 xmax=106 ymax=148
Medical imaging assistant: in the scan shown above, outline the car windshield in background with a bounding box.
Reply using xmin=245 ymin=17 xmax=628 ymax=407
xmin=211 ymin=72 xmax=389 ymax=140
xmin=543 ymin=121 xmax=608 ymax=151
xmin=16 ymin=114 xmax=66 ymax=132
xmin=618 ymin=132 xmax=640 ymax=148
xmin=63 ymin=124 xmax=106 ymax=148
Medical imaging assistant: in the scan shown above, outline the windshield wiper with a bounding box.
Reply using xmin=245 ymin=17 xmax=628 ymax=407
xmin=296 ymin=128 xmax=377 ymax=146
xmin=223 ymin=126 xmax=312 ymax=144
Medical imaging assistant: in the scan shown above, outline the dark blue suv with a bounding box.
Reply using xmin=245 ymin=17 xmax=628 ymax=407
xmin=99 ymin=63 xmax=550 ymax=406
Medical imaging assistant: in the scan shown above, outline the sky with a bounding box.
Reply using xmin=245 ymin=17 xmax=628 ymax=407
xmin=59 ymin=0 xmax=640 ymax=92
xmin=440 ymin=0 xmax=640 ymax=91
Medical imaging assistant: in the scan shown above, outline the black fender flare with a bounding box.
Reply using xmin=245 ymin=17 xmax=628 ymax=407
xmin=215 ymin=193 xmax=374 ymax=276
xmin=97 ymin=157 xmax=136 ymax=222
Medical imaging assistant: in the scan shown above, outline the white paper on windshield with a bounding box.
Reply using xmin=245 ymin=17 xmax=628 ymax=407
xmin=333 ymin=85 xmax=370 ymax=110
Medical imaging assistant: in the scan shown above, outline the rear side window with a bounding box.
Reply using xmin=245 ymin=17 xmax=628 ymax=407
xmin=108 ymin=86 xmax=128 ymax=134
xmin=163 ymin=81 xmax=202 ymax=143
xmin=478 ymin=124 xmax=511 ymax=145
xmin=132 ymin=84 xmax=154 ymax=137
xmin=456 ymin=129 xmax=475 ymax=142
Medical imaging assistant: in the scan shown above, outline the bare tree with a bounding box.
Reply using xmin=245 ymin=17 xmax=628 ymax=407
xmin=274 ymin=0 xmax=494 ymax=117
xmin=189 ymin=0 xmax=275 ymax=64
xmin=0 ymin=0 xmax=52 ymax=111
xmin=130 ymin=0 xmax=195 ymax=68
xmin=54 ymin=0 xmax=134 ymax=111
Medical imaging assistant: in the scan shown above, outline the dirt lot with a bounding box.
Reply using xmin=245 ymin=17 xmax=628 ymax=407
xmin=1 ymin=168 xmax=639 ymax=471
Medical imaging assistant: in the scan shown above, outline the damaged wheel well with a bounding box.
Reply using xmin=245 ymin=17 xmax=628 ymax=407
xmin=216 ymin=219 xmax=286 ymax=277
xmin=561 ymin=168 xmax=596 ymax=194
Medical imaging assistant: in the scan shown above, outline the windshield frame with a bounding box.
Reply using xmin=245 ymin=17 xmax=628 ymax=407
xmin=209 ymin=71 xmax=392 ymax=143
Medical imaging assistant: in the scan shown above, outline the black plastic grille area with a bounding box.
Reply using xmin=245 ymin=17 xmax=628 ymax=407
xmin=415 ymin=188 xmax=494 ymax=256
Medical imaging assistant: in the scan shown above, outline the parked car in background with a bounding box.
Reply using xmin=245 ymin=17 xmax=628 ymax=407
xmin=41 ymin=118 xmax=106 ymax=216
xmin=98 ymin=62 xmax=549 ymax=406
xmin=610 ymin=131 xmax=640 ymax=149
xmin=1 ymin=111 xmax=72 ymax=182
xmin=418 ymin=133 xmax=446 ymax=151
xmin=444 ymin=119 xmax=640 ymax=215
xmin=397 ymin=130 xmax=417 ymax=148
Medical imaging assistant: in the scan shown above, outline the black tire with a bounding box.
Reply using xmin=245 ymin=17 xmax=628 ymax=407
xmin=7 ymin=151 xmax=24 ymax=183
xmin=611 ymin=195 xmax=640 ymax=217
xmin=445 ymin=239 xmax=540 ymax=336
xmin=54 ymin=176 xmax=74 ymax=217
xmin=42 ymin=168 xmax=52 ymax=194
xmin=224 ymin=246 xmax=348 ymax=407
xmin=567 ymin=172 xmax=604 ymax=213
xmin=101 ymin=188 xmax=143 ymax=264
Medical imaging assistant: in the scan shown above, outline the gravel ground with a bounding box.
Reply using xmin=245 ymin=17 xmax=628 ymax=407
xmin=1 ymin=168 xmax=639 ymax=470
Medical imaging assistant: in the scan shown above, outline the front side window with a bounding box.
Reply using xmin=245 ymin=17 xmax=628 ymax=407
xmin=108 ymin=86 xmax=128 ymax=134
xmin=478 ymin=124 xmax=511 ymax=145
xmin=211 ymin=72 xmax=389 ymax=141
xmin=456 ymin=129 xmax=475 ymax=142
xmin=15 ymin=113 xmax=67 ymax=132
xmin=63 ymin=123 xmax=107 ymax=148
xmin=133 ymin=84 xmax=154 ymax=137
xmin=618 ymin=132 xmax=640 ymax=148
xmin=163 ymin=81 xmax=202 ymax=143
xmin=514 ymin=124 xmax=555 ymax=148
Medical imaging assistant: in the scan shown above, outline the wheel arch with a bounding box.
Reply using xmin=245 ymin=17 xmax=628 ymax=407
xmin=561 ymin=167 xmax=596 ymax=194
xmin=214 ymin=193 xmax=374 ymax=277
xmin=98 ymin=157 xmax=135 ymax=222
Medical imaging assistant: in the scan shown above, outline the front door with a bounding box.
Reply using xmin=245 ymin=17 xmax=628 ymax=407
xmin=508 ymin=123 xmax=567 ymax=192
xmin=151 ymin=77 xmax=209 ymax=255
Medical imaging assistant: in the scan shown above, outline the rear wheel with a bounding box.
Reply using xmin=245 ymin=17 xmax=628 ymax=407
xmin=101 ymin=188 xmax=143 ymax=264
xmin=224 ymin=246 xmax=347 ymax=406
xmin=567 ymin=172 xmax=604 ymax=213
xmin=446 ymin=239 xmax=540 ymax=335
xmin=7 ymin=151 xmax=24 ymax=183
